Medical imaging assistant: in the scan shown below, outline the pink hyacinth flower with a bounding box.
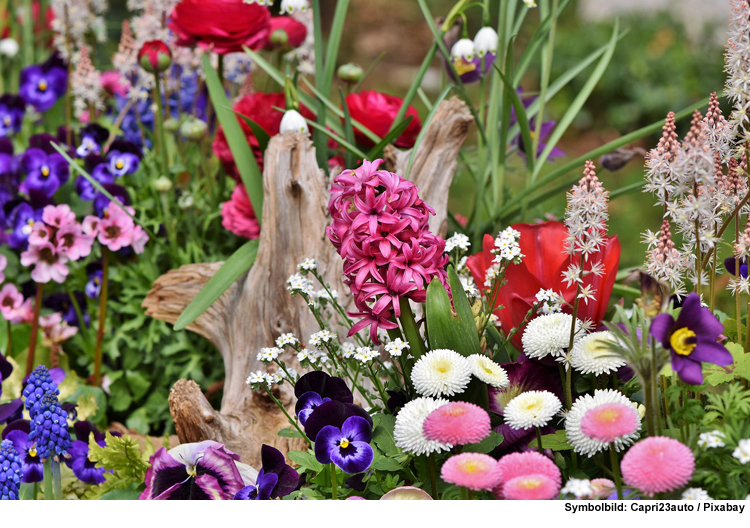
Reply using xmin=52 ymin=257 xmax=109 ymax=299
xmin=0 ymin=283 xmax=24 ymax=320
xmin=42 ymin=204 xmax=76 ymax=228
xmin=20 ymin=242 xmax=70 ymax=283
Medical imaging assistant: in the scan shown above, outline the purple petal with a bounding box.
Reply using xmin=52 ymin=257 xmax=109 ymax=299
xmin=649 ymin=313 xmax=675 ymax=349
xmin=304 ymin=401 xmax=373 ymax=442
xmin=341 ymin=416 xmax=372 ymax=444
xmin=2 ymin=419 xmax=31 ymax=440
xmin=294 ymin=371 xmax=353 ymax=404
xmin=197 ymin=445 xmax=245 ymax=497
xmin=0 ymin=353 xmax=12 ymax=379
xmin=330 ymin=441 xmax=374 ymax=474
xmin=672 ymin=354 xmax=704 ymax=385
xmin=0 ymin=399 xmax=23 ymax=424
xmin=141 ymin=448 xmax=188 ymax=500
xmin=194 ymin=473 xmax=229 ymax=500
xmin=314 ymin=425 xmax=340 ymax=465
xmin=690 ymin=339 xmax=734 ymax=366
xmin=48 ymin=367 xmax=66 ymax=385
xmin=273 ymin=464 xmax=299 ymax=498
xmin=255 ymin=471 xmax=279 ymax=500
xmin=233 ymin=484 xmax=257 ymax=500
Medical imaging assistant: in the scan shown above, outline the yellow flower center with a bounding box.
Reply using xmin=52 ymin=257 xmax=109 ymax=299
xmin=115 ymin=160 xmax=124 ymax=170
xmin=29 ymin=447 xmax=38 ymax=458
xmin=518 ymin=476 xmax=542 ymax=490
xmin=483 ymin=366 xmax=494 ymax=374
xmin=453 ymin=58 xmax=477 ymax=76
xmin=3 ymin=116 xmax=10 ymax=126
xmin=186 ymin=465 xmax=197 ymax=478
xmin=38 ymin=80 xmax=48 ymax=92
xmin=340 ymin=439 xmax=350 ymax=449
xmin=670 ymin=327 xmax=697 ymax=356
xmin=41 ymin=165 xmax=50 ymax=177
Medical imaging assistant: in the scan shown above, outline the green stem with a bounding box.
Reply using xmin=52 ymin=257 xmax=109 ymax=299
xmin=467 ymin=489 xmax=474 ymax=500
xmin=428 ymin=453 xmax=438 ymax=499
xmin=398 ymin=297 xmax=426 ymax=360
xmin=152 ymin=72 xmax=170 ymax=175
xmin=51 ymin=460 xmax=62 ymax=500
xmin=66 ymin=285 xmax=90 ymax=350
xmin=33 ymin=481 xmax=38 ymax=500
xmin=737 ymin=217 xmax=742 ymax=347
xmin=367 ymin=363 xmax=390 ymax=412
xmin=5 ymin=319 xmax=11 ymax=357
xmin=330 ymin=463 xmax=338 ymax=500
xmin=460 ymin=487 xmax=468 ymax=500
xmin=43 ymin=461 xmax=52 ymax=500
xmin=22 ymin=0 xmax=34 ymax=67
xmin=535 ymin=426 xmax=544 ymax=454
xmin=26 ymin=283 xmax=43 ymax=376
xmin=651 ymin=341 xmax=662 ymax=435
xmin=93 ymin=249 xmax=109 ymax=386
xmin=609 ymin=443 xmax=623 ymax=500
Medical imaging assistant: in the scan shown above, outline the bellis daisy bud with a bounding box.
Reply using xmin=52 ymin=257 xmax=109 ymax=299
xmin=154 ymin=176 xmax=173 ymax=193
xmin=270 ymin=29 xmax=290 ymax=48
xmin=279 ymin=110 xmax=310 ymax=136
xmin=621 ymin=437 xmax=695 ymax=497
xmin=163 ymin=117 xmax=180 ymax=134
xmin=337 ymin=63 xmax=364 ymax=84
xmin=0 ymin=38 xmax=19 ymax=58
xmin=138 ymin=40 xmax=172 ymax=73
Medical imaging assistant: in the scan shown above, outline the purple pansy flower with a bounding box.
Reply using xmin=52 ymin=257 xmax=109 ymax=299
xmin=93 ymin=184 xmax=131 ymax=218
xmin=107 ymin=139 xmax=143 ymax=177
xmin=650 ymin=292 xmax=733 ymax=385
xmin=85 ymin=264 xmax=104 ymax=299
xmin=76 ymin=124 xmax=109 ymax=158
xmin=233 ymin=445 xmax=298 ymax=500
xmin=295 ymin=392 xmax=331 ymax=427
xmin=7 ymin=202 xmax=43 ymax=249
xmin=724 ymin=256 xmax=748 ymax=279
xmin=293 ymin=371 xmax=353 ymax=427
xmin=303 ymin=400 xmax=373 ymax=442
xmin=19 ymin=148 xmax=69 ymax=198
xmin=64 ymin=421 xmax=117 ymax=485
xmin=0 ymin=95 xmax=25 ymax=137
xmin=4 ymin=422 xmax=43 ymax=483
xmin=19 ymin=56 xmax=68 ymax=113
xmin=76 ymin=155 xmax=115 ymax=201
xmin=315 ymin=416 xmax=374 ymax=474
xmin=140 ymin=440 xmax=253 ymax=500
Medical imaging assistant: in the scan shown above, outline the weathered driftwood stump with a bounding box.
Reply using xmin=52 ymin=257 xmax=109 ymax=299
xmin=142 ymin=97 xmax=472 ymax=467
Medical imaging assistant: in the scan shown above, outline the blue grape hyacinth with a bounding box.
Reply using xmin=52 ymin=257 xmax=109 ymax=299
xmin=28 ymin=392 xmax=72 ymax=462
xmin=22 ymin=365 xmax=59 ymax=419
xmin=0 ymin=440 xmax=22 ymax=500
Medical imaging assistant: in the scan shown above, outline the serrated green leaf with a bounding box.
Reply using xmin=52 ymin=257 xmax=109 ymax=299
xmin=287 ymin=450 xmax=324 ymax=473
xmin=464 ymin=431 xmax=504 ymax=454
xmin=125 ymin=370 xmax=151 ymax=401
xmin=704 ymin=342 xmax=749 ymax=386
xmin=528 ymin=430 xmax=573 ymax=451
xmin=372 ymin=413 xmax=400 ymax=457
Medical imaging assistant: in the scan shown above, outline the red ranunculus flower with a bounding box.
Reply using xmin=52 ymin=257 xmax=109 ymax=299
xmin=263 ymin=16 xmax=308 ymax=50
xmin=344 ymin=90 xmax=422 ymax=149
xmin=221 ymin=184 xmax=260 ymax=240
xmin=169 ymin=0 xmax=271 ymax=55
xmin=466 ymin=221 xmax=620 ymax=351
xmin=138 ymin=40 xmax=172 ymax=73
xmin=212 ymin=92 xmax=314 ymax=181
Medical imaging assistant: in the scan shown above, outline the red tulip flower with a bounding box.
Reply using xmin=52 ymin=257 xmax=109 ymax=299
xmin=138 ymin=40 xmax=172 ymax=73
xmin=466 ymin=221 xmax=620 ymax=351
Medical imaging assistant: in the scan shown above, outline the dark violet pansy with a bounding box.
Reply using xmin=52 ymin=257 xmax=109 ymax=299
xmin=64 ymin=421 xmax=114 ymax=485
xmin=650 ymin=292 xmax=733 ymax=385
xmin=303 ymin=400 xmax=373 ymax=443
xmin=724 ymin=256 xmax=748 ymax=279
xmin=315 ymin=416 xmax=374 ymax=475
xmin=19 ymin=56 xmax=68 ymax=113
xmin=19 ymin=148 xmax=69 ymax=198
xmin=0 ymin=95 xmax=25 ymax=137
xmin=86 ymin=264 xmax=104 ymax=299
xmin=107 ymin=139 xmax=143 ymax=177
xmin=7 ymin=202 xmax=43 ymax=249
xmin=140 ymin=440 xmax=249 ymax=500
xmin=4 ymin=422 xmax=43 ymax=483
xmin=76 ymin=156 xmax=115 ymax=201
xmin=0 ymin=400 xmax=23 ymax=426
xmin=293 ymin=371 xmax=353 ymax=404
xmin=295 ymin=392 xmax=331 ymax=427
xmin=515 ymin=119 xmax=565 ymax=162
xmin=233 ymin=445 xmax=298 ymax=500
xmin=76 ymin=123 xmax=109 ymax=158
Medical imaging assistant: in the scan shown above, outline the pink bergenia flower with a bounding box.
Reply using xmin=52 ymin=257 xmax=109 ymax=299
xmin=0 ymin=283 xmax=24 ymax=320
xmin=39 ymin=312 xmax=63 ymax=329
xmin=56 ymin=223 xmax=95 ymax=261
xmin=327 ymin=159 xmax=449 ymax=343
xmin=20 ymin=241 xmax=70 ymax=283
xmin=42 ymin=204 xmax=76 ymax=229
xmin=9 ymin=298 xmax=33 ymax=324
xmin=42 ymin=315 xmax=78 ymax=353
xmin=28 ymin=222 xmax=52 ymax=246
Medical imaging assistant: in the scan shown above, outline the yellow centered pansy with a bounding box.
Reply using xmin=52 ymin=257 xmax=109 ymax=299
xmin=38 ymin=80 xmax=48 ymax=92
xmin=115 ymin=160 xmax=124 ymax=170
xmin=29 ymin=447 xmax=37 ymax=457
xmin=339 ymin=438 xmax=350 ymax=449
xmin=3 ymin=116 xmax=10 ymax=126
xmin=41 ymin=165 xmax=50 ymax=177
xmin=670 ymin=327 xmax=697 ymax=356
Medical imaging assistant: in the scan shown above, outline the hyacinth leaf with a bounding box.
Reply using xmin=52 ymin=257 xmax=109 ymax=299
xmin=340 ymin=87 xmax=357 ymax=169
xmin=512 ymin=0 xmax=572 ymax=86
xmin=417 ymin=0 xmax=467 ymax=96
xmin=528 ymin=430 xmax=573 ymax=451
xmin=366 ymin=115 xmax=414 ymax=161
xmin=203 ymin=54 xmax=263 ymax=220
xmin=390 ymin=43 xmax=437 ymax=131
xmin=494 ymin=64 xmax=534 ymax=174
xmin=232 ymin=109 xmax=271 ymax=155
xmin=447 ymin=266 xmax=482 ymax=356
xmin=322 ymin=0 xmax=350 ymax=97
xmin=463 ymin=431 xmax=504 ymax=454
xmin=405 ymin=85 xmax=454 ymax=179
xmin=532 ymin=19 xmax=620 ymax=177
xmin=174 ymin=239 xmax=259 ymax=331
xmin=352 ymin=51 xmax=386 ymax=92
xmin=425 ymin=272 xmax=479 ymax=357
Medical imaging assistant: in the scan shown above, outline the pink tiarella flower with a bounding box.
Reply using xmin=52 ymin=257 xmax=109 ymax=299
xmin=0 ymin=283 xmax=24 ymax=320
xmin=82 ymin=215 xmax=101 ymax=235
xmin=42 ymin=204 xmax=76 ymax=229
xmin=28 ymin=222 xmax=52 ymax=246
xmin=327 ymin=159 xmax=449 ymax=343
xmin=0 ymin=254 xmax=5 ymax=283
xmin=20 ymin=241 xmax=70 ymax=283
xmin=56 ymin=223 xmax=95 ymax=261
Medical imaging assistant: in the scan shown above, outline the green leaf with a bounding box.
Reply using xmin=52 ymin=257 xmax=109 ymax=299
xmin=287 ymin=450 xmax=324 ymax=473
xmin=366 ymin=115 xmax=413 ymax=160
xmin=372 ymin=458 xmax=404 ymax=472
xmin=340 ymin=87 xmax=356 ymax=169
xmin=425 ymin=267 xmax=481 ymax=357
xmin=372 ymin=413 xmax=400 ymax=457
xmin=389 ymin=43 xmax=437 ymax=132
xmin=88 ymin=432 xmax=151 ymax=481
xmin=203 ymin=54 xmax=263 ymax=220
xmin=174 ymin=239 xmax=259 ymax=330
xmin=446 ymin=266 xmax=482 ymax=356
xmin=723 ymin=320 xmax=747 ymax=344
xmin=322 ymin=0 xmax=349 ymax=96
xmin=704 ymin=342 xmax=750 ymax=386
xmin=512 ymin=0 xmax=572 ymax=85
xmin=232 ymin=109 xmax=271 ymax=154
xmin=528 ymin=430 xmax=573 ymax=451
xmin=464 ymin=431 xmax=504 ymax=454
xmin=125 ymin=370 xmax=151 ymax=401
xmin=494 ymin=63 xmax=534 ymax=173
xmin=100 ymin=484 xmax=143 ymax=500
xmin=302 ymin=113 xmax=368 ymax=161
xmin=278 ymin=427 xmax=305 ymax=439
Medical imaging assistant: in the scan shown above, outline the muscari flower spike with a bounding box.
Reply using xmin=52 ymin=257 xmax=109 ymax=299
xmin=27 ymin=391 xmax=72 ymax=462
xmin=4 ymin=421 xmax=44 ymax=483
xmin=0 ymin=439 xmax=22 ymax=500
xmin=22 ymin=365 xmax=59 ymax=419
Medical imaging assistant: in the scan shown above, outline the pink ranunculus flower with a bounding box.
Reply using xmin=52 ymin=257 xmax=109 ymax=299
xmin=221 ymin=184 xmax=260 ymax=240
xmin=28 ymin=221 xmax=52 ymax=246
xmin=42 ymin=204 xmax=76 ymax=229
xmin=20 ymin=241 xmax=70 ymax=283
xmin=56 ymin=223 xmax=95 ymax=261
xmin=0 ymin=283 xmax=24 ymax=320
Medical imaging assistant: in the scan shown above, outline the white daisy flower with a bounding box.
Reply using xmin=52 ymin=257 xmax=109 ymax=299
xmin=468 ymin=354 xmax=509 ymax=389
xmin=698 ymin=430 xmax=726 ymax=449
xmin=733 ymin=439 xmax=750 ymax=464
xmin=565 ymin=389 xmax=640 ymax=457
xmin=682 ymin=488 xmax=713 ymax=500
xmin=570 ymin=331 xmax=625 ymax=376
xmin=522 ymin=313 xmax=583 ymax=359
xmin=411 ymin=349 xmax=472 ymax=397
xmin=385 ymin=338 xmax=410 ymax=358
xmin=504 ymin=390 xmax=562 ymax=430
xmin=394 ymin=397 xmax=452 ymax=456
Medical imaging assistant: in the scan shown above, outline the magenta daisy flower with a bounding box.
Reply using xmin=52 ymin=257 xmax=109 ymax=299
xmin=580 ymin=402 xmax=640 ymax=443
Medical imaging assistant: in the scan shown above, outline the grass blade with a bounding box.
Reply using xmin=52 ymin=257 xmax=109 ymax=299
xmin=340 ymin=87 xmax=356 ymax=168
xmin=352 ymin=51 xmax=387 ymax=93
xmin=494 ymin=63 xmax=534 ymax=174
xmin=366 ymin=115 xmax=413 ymax=160
xmin=322 ymin=0 xmax=350 ymax=96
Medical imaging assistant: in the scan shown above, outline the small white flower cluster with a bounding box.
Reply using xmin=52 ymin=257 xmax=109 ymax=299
xmin=286 ymin=272 xmax=315 ymax=296
xmin=297 ymin=349 xmax=330 ymax=366
xmin=281 ymin=0 xmax=307 ymax=14
xmin=276 ymin=333 xmax=299 ymax=348
xmin=560 ymin=478 xmax=594 ymax=499
xmin=297 ymin=258 xmax=318 ymax=273
xmin=354 ymin=346 xmax=379 ymax=364
xmin=733 ymin=438 xmax=750 ymax=464
xmin=256 ymin=347 xmax=281 ymax=364
xmin=244 ymin=1 xmax=275 ymax=7
xmin=483 ymin=263 xmax=501 ymax=288
xmin=445 ymin=233 xmax=471 ymax=253
xmin=385 ymin=338 xmax=410 ymax=358
xmin=682 ymin=488 xmax=714 ymax=500
xmin=459 ymin=276 xmax=479 ymax=298
xmin=309 ymin=330 xmax=335 ymax=349
xmin=341 ymin=342 xmax=356 ymax=358
xmin=492 ymin=227 xmax=523 ymax=264
xmin=246 ymin=369 xmax=284 ymax=389
xmin=316 ymin=288 xmax=339 ymax=302
xmin=535 ymin=288 xmax=564 ymax=315
xmin=698 ymin=430 xmax=726 ymax=449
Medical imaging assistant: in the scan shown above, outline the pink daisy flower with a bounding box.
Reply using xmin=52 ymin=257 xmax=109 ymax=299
xmin=20 ymin=242 xmax=70 ymax=283
xmin=502 ymin=474 xmax=560 ymax=500
xmin=621 ymin=437 xmax=695 ymax=497
xmin=56 ymin=223 xmax=95 ymax=261
xmin=580 ymin=402 xmax=640 ymax=443
xmin=42 ymin=204 xmax=76 ymax=228
xmin=590 ymin=478 xmax=616 ymax=499
xmin=423 ymin=402 xmax=491 ymax=445
xmin=28 ymin=221 xmax=52 ymax=246
xmin=494 ymin=451 xmax=561 ymax=499
xmin=0 ymin=283 xmax=24 ymax=320
xmin=440 ymin=452 xmax=502 ymax=491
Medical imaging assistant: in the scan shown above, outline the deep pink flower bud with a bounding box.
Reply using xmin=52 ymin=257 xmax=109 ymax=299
xmin=138 ymin=40 xmax=172 ymax=73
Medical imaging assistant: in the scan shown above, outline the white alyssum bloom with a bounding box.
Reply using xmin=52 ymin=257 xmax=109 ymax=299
xmin=244 ymin=0 xmax=274 ymax=5
xmin=504 ymin=390 xmax=562 ymax=430
xmin=266 ymin=371 xmax=284 ymax=385
xmin=561 ymin=478 xmax=593 ymax=498
xmin=246 ymin=370 xmax=268 ymax=387
xmin=450 ymin=38 xmax=476 ymax=61
xmin=411 ymin=349 xmax=472 ymax=397
xmin=522 ymin=313 xmax=583 ymax=359
xmin=0 ymin=38 xmax=19 ymax=58
xmin=535 ymin=288 xmax=564 ymax=314
xmin=473 ymin=27 xmax=498 ymax=57
xmin=309 ymin=330 xmax=335 ymax=349
xmin=281 ymin=0 xmax=307 ymax=14
xmin=286 ymin=273 xmax=315 ymax=295
xmin=354 ymin=346 xmax=378 ymax=364
xmin=385 ymin=338 xmax=410 ymax=358
xmin=484 ymin=263 xmax=500 ymax=287
xmin=257 ymin=347 xmax=281 ymax=364
xmin=565 ymin=389 xmax=640 ymax=457
xmin=276 ymin=333 xmax=298 ymax=347
xmin=341 ymin=342 xmax=356 ymax=359
xmin=733 ymin=439 xmax=750 ymax=464
xmin=460 ymin=276 xmax=479 ymax=298
xmin=468 ymin=354 xmax=509 ymax=389
xmin=280 ymin=110 xmax=309 ymax=136
xmin=492 ymin=227 xmax=524 ymax=263
xmin=316 ymin=288 xmax=338 ymax=301
xmin=570 ymin=331 xmax=625 ymax=376
xmin=296 ymin=350 xmax=310 ymax=363
xmin=698 ymin=430 xmax=726 ymax=449
xmin=394 ymin=397 xmax=452 ymax=456
xmin=297 ymin=258 xmax=318 ymax=271
xmin=445 ymin=233 xmax=471 ymax=252
xmin=682 ymin=488 xmax=713 ymax=500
